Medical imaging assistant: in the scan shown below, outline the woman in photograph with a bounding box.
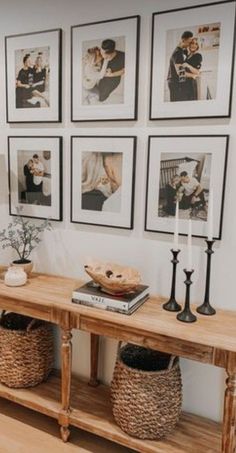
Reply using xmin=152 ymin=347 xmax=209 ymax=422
xmin=82 ymin=152 xmax=108 ymax=211
xmin=31 ymin=53 xmax=50 ymax=106
xmin=102 ymin=153 xmax=122 ymax=212
xmin=182 ymin=38 xmax=202 ymax=100
xmin=16 ymin=52 xmax=49 ymax=108
xmin=164 ymin=174 xmax=181 ymax=216
xmin=82 ymin=46 xmax=108 ymax=104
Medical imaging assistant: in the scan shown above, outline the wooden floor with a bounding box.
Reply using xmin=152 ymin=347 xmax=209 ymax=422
xmin=0 ymin=398 xmax=133 ymax=453
xmin=0 ymin=373 xmax=222 ymax=453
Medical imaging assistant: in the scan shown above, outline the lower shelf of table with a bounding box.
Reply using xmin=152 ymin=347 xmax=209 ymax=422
xmin=0 ymin=372 xmax=222 ymax=453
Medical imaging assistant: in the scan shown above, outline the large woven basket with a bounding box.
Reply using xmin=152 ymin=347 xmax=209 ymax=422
xmin=110 ymin=343 xmax=182 ymax=440
xmin=0 ymin=311 xmax=54 ymax=388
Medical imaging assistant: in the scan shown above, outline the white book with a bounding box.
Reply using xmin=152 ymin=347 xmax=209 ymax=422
xmin=72 ymin=281 xmax=149 ymax=312
xmin=72 ymin=294 xmax=149 ymax=315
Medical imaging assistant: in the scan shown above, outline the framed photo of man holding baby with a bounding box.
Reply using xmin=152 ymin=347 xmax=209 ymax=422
xmin=71 ymin=136 xmax=136 ymax=228
xmin=150 ymin=1 xmax=236 ymax=119
xmin=71 ymin=16 xmax=140 ymax=121
xmin=145 ymin=135 xmax=228 ymax=239
xmin=8 ymin=136 xmax=63 ymax=221
xmin=5 ymin=28 xmax=62 ymax=123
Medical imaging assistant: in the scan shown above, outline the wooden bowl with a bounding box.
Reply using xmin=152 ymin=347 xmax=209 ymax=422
xmin=84 ymin=262 xmax=141 ymax=295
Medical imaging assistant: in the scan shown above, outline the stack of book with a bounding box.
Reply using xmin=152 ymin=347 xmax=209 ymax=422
xmin=72 ymin=281 xmax=149 ymax=315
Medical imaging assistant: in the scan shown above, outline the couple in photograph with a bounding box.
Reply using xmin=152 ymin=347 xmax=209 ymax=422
xmin=16 ymin=52 xmax=49 ymax=108
xmin=82 ymin=152 xmax=122 ymax=212
xmin=22 ymin=152 xmax=51 ymax=206
xmin=167 ymin=30 xmax=202 ymax=102
xmin=82 ymin=38 xmax=125 ymax=104
xmin=165 ymin=171 xmax=206 ymax=217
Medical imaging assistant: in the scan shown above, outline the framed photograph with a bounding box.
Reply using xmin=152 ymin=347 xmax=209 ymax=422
xmin=145 ymin=135 xmax=229 ymax=239
xmin=71 ymin=136 xmax=136 ymax=229
xmin=8 ymin=136 xmax=63 ymax=221
xmin=5 ymin=28 xmax=62 ymax=123
xmin=150 ymin=1 xmax=236 ymax=119
xmin=71 ymin=16 xmax=140 ymax=121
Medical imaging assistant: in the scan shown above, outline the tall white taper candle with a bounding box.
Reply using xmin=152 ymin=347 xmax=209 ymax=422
xmin=173 ymin=200 xmax=179 ymax=250
xmin=207 ymin=188 xmax=213 ymax=240
xmin=187 ymin=219 xmax=192 ymax=270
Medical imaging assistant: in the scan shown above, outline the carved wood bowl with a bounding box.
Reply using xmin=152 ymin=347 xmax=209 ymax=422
xmin=84 ymin=262 xmax=141 ymax=295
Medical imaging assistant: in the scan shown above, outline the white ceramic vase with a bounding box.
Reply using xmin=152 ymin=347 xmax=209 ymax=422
xmin=4 ymin=266 xmax=27 ymax=287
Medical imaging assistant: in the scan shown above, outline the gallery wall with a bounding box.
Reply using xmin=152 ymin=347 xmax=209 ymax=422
xmin=0 ymin=0 xmax=236 ymax=422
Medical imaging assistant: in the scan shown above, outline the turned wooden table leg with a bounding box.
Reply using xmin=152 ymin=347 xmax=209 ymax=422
xmin=88 ymin=333 xmax=100 ymax=387
xmin=222 ymin=368 xmax=236 ymax=453
xmin=59 ymin=327 xmax=72 ymax=442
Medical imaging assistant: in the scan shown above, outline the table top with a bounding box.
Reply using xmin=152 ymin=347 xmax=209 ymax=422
xmin=0 ymin=272 xmax=236 ymax=355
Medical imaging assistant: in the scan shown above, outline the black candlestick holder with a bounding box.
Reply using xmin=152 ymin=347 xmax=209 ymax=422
xmin=196 ymin=240 xmax=216 ymax=316
xmin=163 ymin=249 xmax=181 ymax=312
xmin=177 ymin=269 xmax=197 ymax=323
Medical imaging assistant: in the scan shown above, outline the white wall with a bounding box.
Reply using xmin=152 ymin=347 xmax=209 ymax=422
xmin=0 ymin=0 xmax=235 ymax=422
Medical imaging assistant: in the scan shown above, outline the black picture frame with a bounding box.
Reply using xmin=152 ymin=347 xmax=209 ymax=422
xmin=145 ymin=135 xmax=229 ymax=239
xmin=5 ymin=28 xmax=62 ymax=123
xmin=71 ymin=15 xmax=140 ymax=122
xmin=149 ymin=0 xmax=236 ymax=120
xmin=8 ymin=136 xmax=63 ymax=221
xmin=71 ymin=135 xmax=136 ymax=229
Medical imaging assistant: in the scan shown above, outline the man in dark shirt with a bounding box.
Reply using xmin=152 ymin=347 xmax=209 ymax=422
xmin=98 ymin=39 xmax=125 ymax=102
xmin=167 ymin=31 xmax=193 ymax=102
xmin=16 ymin=53 xmax=34 ymax=108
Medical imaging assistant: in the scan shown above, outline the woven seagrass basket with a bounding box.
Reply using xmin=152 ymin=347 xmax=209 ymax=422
xmin=110 ymin=343 xmax=182 ymax=440
xmin=0 ymin=311 xmax=54 ymax=388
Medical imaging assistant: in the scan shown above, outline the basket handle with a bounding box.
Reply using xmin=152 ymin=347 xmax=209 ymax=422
xmin=168 ymin=355 xmax=177 ymax=370
xmin=0 ymin=311 xmax=6 ymax=356
xmin=0 ymin=312 xmax=36 ymax=332
xmin=116 ymin=340 xmax=123 ymax=357
xmin=26 ymin=319 xmax=37 ymax=332
xmin=0 ymin=310 xmax=6 ymax=321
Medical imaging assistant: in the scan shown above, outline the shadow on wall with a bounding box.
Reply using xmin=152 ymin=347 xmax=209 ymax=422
xmin=0 ymin=155 xmax=8 ymax=205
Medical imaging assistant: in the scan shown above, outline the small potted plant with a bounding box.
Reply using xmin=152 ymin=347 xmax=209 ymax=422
xmin=0 ymin=208 xmax=51 ymax=273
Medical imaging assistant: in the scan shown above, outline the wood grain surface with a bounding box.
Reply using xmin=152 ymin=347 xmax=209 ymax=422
xmin=0 ymin=272 xmax=235 ymax=452
xmin=0 ymin=373 xmax=222 ymax=453
xmin=0 ymin=273 xmax=236 ymax=356
xmin=0 ymin=397 xmax=133 ymax=453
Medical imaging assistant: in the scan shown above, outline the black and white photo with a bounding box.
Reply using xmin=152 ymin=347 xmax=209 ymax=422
xmin=5 ymin=29 xmax=62 ymax=122
xmin=81 ymin=37 xmax=125 ymax=106
xmin=15 ymin=46 xmax=50 ymax=109
xmin=145 ymin=136 xmax=228 ymax=239
xmin=71 ymin=16 xmax=140 ymax=121
xmin=17 ymin=150 xmax=52 ymax=207
xmin=158 ymin=152 xmax=211 ymax=222
xmin=8 ymin=136 xmax=62 ymax=220
xmin=71 ymin=136 xmax=136 ymax=228
xmin=164 ymin=24 xmax=220 ymax=103
xmin=81 ymin=151 xmax=123 ymax=213
xmin=150 ymin=1 xmax=236 ymax=119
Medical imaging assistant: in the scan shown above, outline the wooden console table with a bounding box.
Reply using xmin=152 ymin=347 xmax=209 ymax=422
xmin=0 ymin=273 xmax=235 ymax=452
